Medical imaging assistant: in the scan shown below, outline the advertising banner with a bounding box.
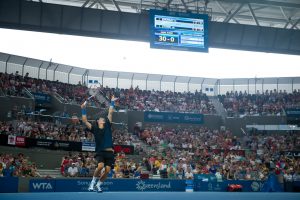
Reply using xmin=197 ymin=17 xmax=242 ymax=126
xmin=194 ymin=179 xmax=265 ymax=192
xmin=32 ymin=92 xmax=51 ymax=104
xmin=113 ymin=145 xmax=134 ymax=155
xmin=82 ymin=142 xmax=95 ymax=151
xmin=30 ymin=179 xmax=186 ymax=192
xmin=82 ymin=142 xmax=134 ymax=155
xmin=15 ymin=136 xmax=26 ymax=147
xmin=30 ymin=138 xmax=81 ymax=151
xmin=285 ymin=108 xmax=300 ymax=118
xmin=144 ymin=111 xmax=203 ymax=124
xmin=0 ymin=177 xmax=18 ymax=193
xmin=29 ymin=179 xmax=56 ymax=192
xmin=7 ymin=135 xmax=16 ymax=145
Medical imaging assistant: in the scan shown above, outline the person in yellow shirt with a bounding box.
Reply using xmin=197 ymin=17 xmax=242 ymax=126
xmin=154 ymin=159 xmax=161 ymax=169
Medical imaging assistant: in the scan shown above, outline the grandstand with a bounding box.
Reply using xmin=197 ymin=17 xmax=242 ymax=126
xmin=0 ymin=0 xmax=300 ymax=199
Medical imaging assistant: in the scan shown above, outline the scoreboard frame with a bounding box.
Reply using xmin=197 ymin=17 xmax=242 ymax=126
xmin=149 ymin=9 xmax=209 ymax=53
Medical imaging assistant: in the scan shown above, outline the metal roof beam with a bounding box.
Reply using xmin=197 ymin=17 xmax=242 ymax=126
xmin=82 ymin=0 xmax=91 ymax=7
xmin=212 ymin=0 xmax=300 ymax=9
xmin=284 ymin=21 xmax=290 ymax=29
xmin=213 ymin=11 xmax=292 ymax=24
xmin=97 ymin=0 xmax=107 ymax=10
xmin=224 ymin=3 xmax=244 ymax=23
xmin=166 ymin=0 xmax=173 ymax=8
xmin=291 ymin=18 xmax=300 ymax=29
xmin=88 ymin=1 xmax=97 ymax=8
xmin=238 ymin=5 xmax=267 ymax=15
xmin=280 ymin=6 xmax=293 ymax=29
xmin=215 ymin=0 xmax=239 ymax=24
xmin=180 ymin=0 xmax=189 ymax=12
xmin=111 ymin=0 xmax=121 ymax=11
xmin=248 ymin=3 xmax=259 ymax=26
xmin=278 ymin=6 xmax=299 ymax=29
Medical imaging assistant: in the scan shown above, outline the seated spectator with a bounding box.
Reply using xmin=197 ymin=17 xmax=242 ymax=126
xmin=167 ymin=166 xmax=176 ymax=179
xmin=60 ymin=156 xmax=70 ymax=176
xmin=185 ymin=167 xmax=194 ymax=179
xmin=0 ymin=153 xmax=39 ymax=177
xmin=67 ymin=163 xmax=79 ymax=177
xmin=176 ymin=167 xmax=185 ymax=179
xmin=134 ymin=167 xmax=142 ymax=179
xmin=122 ymin=165 xmax=130 ymax=178
xmin=79 ymin=163 xmax=90 ymax=177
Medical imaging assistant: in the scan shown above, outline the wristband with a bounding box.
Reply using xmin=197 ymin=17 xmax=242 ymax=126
xmin=81 ymin=108 xmax=87 ymax=115
xmin=110 ymin=100 xmax=115 ymax=108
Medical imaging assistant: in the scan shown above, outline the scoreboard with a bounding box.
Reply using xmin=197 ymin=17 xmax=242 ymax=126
xmin=150 ymin=10 xmax=209 ymax=52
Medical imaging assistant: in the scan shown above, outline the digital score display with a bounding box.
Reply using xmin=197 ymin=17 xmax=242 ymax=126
xmin=150 ymin=10 xmax=209 ymax=52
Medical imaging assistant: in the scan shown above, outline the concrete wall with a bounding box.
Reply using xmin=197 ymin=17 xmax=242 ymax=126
xmin=0 ymin=96 xmax=34 ymax=121
xmin=225 ymin=116 xmax=287 ymax=136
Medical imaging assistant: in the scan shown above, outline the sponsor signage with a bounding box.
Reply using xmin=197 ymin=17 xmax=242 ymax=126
xmin=113 ymin=145 xmax=134 ymax=155
xmin=144 ymin=111 xmax=203 ymax=124
xmin=82 ymin=142 xmax=95 ymax=151
xmin=285 ymin=108 xmax=300 ymax=117
xmin=16 ymin=136 xmax=26 ymax=147
xmin=7 ymin=135 xmax=16 ymax=145
xmin=31 ymin=138 xmax=80 ymax=151
xmin=32 ymin=92 xmax=51 ymax=104
xmin=29 ymin=179 xmax=55 ymax=192
xmin=194 ymin=180 xmax=265 ymax=192
xmin=82 ymin=142 xmax=134 ymax=155
xmin=31 ymin=179 xmax=185 ymax=192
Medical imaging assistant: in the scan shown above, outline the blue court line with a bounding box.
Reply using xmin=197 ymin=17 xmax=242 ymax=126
xmin=1 ymin=192 xmax=300 ymax=200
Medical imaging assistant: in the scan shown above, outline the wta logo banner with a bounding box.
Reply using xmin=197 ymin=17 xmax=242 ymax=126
xmin=29 ymin=180 xmax=55 ymax=192
xmin=29 ymin=179 xmax=186 ymax=192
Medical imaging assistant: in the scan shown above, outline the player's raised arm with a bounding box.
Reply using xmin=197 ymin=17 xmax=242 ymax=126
xmin=107 ymin=96 xmax=116 ymax=123
xmin=81 ymin=102 xmax=92 ymax=130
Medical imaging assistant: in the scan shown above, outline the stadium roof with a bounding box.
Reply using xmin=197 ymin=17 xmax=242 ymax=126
xmin=33 ymin=0 xmax=300 ymax=30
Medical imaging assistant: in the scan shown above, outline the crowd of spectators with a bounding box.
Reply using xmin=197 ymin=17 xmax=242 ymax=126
xmin=0 ymin=72 xmax=215 ymax=114
xmin=0 ymin=72 xmax=100 ymax=107
xmin=53 ymin=123 xmax=300 ymax=182
xmin=0 ymin=119 xmax=144 ymax=157
xmin=0 ymin=119 xmax=142 ymax=147
xmin=131 ymin=125 xmax=300 ymax=181
xmin=137 ymin=125 xmax=241 ymax=150
xmin=59 ymin=145 xmax=300 ymax=181
xmin=60 ymin=152 xmax=96 ymax=177
xmin=243 ymin=131 xmax=300 ymax=152
xmin=219 ymin=90 xmax=300 ymax=117
xmin=1 ymin=118 xmax=299 ymax=181
xmin=2 ymin=72 xmax=300 ymax=116
xmin=1 ymin=72 xmax=300 ymax=182
xmin=100 ymin=86 xmax=215 ymax=114
xmin=0 ymin=153 xmax=40 ymax=177
xmin=60 ymin=152 xmax=143 ymax=178
xmin=0 ymin=119 xmax=94 ymax=142
xmin=0 ymin=72 xmax=30 ymax=97
xmin=140 ymin=148 xmax=300 ymax=181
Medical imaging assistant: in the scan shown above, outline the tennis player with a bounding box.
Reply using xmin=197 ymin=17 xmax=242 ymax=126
xmin=81 ymin=96 xmax=116 ymax=192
